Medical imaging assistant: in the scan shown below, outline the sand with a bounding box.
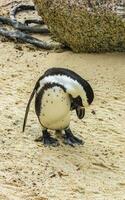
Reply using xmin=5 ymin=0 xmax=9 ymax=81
xmin=0 ymin=1 xmax=125 ymax=200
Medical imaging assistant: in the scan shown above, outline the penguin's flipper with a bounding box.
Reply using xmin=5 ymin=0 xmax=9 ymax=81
xmin=22 ymin=88 xmax=36 ymax=132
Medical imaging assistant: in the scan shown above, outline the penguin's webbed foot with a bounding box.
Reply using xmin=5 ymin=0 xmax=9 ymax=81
xmin=64 ymin=128 xmax=84 ymax=146
xmin=42 ymin=130 xmax=59 ymax=147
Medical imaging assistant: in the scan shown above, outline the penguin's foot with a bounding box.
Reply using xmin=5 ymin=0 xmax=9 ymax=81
xmin=63 ymin=128 xmax=84 ymax=146
xmin=42 ymin=130 xmax=59 ymax=147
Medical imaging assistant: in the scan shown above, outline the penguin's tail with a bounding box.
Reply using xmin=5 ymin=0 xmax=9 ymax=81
xmin=22 ymin=87 xmax=36 ymax=132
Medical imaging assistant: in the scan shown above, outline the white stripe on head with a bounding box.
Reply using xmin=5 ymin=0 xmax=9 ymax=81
xmin=37 ymin=75 xmax=89 ymax=107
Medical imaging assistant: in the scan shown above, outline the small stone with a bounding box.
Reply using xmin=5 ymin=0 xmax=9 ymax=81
xmin=14 ymin=44 xmax=23 ymax=51
xmin=91 ymin=110 xmax=96 ymax=115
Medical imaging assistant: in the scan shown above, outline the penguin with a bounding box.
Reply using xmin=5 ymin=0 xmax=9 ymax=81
xmin=23 ymin=67 xmax=94 ymax=146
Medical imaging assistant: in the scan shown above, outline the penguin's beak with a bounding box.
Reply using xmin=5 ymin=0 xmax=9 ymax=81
xmin=76 ymin=106 xmax=85 ymax=119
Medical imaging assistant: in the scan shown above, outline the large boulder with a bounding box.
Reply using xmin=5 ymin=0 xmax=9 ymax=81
xmin=33 ymin=0 xmax=125 ymax=52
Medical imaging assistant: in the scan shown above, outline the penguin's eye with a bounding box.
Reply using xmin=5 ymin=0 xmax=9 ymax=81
xmin=70 ymin=96 xmax=83 ymax=110
xmin=75 ymin=96 xmax=83 ymax=107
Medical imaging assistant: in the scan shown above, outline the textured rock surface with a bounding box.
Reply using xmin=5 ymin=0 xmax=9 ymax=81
xmin=33 ymin=0 xmax=125 ymax=52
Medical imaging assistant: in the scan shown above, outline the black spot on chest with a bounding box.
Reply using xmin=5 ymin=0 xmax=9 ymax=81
xmin=35 ymin=82 xmax=66 ymax=117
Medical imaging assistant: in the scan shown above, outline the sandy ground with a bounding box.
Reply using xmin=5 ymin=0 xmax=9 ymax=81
xmin=0 ymin=1 xmax=125 ymax=200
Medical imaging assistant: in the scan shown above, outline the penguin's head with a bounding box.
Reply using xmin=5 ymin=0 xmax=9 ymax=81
xmin=71 ymin=96 xmax=85 ymax=119
xmin=69 ymin=78 xmax=94 ymax=119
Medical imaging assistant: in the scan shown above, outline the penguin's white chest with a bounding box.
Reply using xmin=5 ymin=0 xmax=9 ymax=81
xmin=39 ymin=86 xmax=71 ymax=130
